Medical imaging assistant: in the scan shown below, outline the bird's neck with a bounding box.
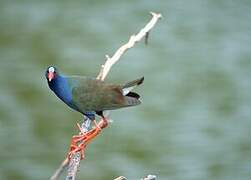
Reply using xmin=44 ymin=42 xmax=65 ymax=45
xmin=48 ymin=75 xmax=72 ymax=104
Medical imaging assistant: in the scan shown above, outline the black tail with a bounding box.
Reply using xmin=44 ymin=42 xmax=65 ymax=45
xmin=126 ymin=92 xmax=140 ymax=99
xmin=124 ymin=96 xmax=141 ymax=106
xmin=123 ymin=77 xmax=144 ymax=107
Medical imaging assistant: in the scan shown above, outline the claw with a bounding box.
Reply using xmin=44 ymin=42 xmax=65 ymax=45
xmin=93 ymin=120 xmax=101 ymax=130
xmin=99 ymin=116 xmax=108 ymax=129
xmin=67 ymin=120 xmax=104 ymax=160
xmin=76 ymin=123 xmax=84 ymax=134
xmin=68 ymin=144 xmax=84 ymax=160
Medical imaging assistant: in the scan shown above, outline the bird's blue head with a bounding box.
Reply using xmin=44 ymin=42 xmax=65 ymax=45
xmin=45 ymin=66 xmax=59 ymax=82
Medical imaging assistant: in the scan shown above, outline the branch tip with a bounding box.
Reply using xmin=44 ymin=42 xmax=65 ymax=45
xmin=114 ymin=176 xmax=127 ymax=180
xmin=150 ymin=12 xmax=162 ymax=19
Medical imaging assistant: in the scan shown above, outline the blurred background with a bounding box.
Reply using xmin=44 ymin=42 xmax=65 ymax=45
xmin=0 ymin=0 xmax=251 ymax=179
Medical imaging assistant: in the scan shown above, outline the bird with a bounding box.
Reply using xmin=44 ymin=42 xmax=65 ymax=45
xmin=45 ymin=66 xmax=144 ymax=121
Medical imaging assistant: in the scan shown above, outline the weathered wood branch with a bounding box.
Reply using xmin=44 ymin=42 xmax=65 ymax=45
xmin=96 ymin=12 xmax=162 ymax=81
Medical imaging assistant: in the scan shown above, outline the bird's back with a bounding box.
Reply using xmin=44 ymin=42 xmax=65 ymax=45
xmin=66 ymin=76 xmax=138 ymax=112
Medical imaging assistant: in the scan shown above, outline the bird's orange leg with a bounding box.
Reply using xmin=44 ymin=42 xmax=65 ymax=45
xmin=67 ymin=118 xmax=107 ymax=160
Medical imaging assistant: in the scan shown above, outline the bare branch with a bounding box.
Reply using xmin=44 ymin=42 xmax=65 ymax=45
xmin=96 ymin=12 xmax=162 ymax=81
xmin=50 ymin=158 xmax=69 ymax=180
xmin=66 ymin=153 xmax=81 ymax=180
xmin=50 ymin=118 xmax=91 ymax=180
xmin=114 ymin=176 xmax=127 ymax=180
xmin=65 ymin=117 xmax=92 ymax=180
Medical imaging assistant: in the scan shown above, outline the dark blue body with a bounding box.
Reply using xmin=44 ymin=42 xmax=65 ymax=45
xmin=48 ymin=75 xmax=95 ymax=120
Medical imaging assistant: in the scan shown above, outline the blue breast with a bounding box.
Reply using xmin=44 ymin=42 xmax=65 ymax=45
xmin=48 ymin=75 xmax=96 ymax=119
xmin=49 ymin=75 xmax=75 ymax=110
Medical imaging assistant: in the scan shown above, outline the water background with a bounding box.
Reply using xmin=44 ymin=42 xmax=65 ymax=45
xmin=0 ymin=0 xmax=251 ymax=179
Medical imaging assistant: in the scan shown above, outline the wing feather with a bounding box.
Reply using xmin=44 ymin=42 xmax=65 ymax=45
xmin=71 ymin=77 xmax=129 ymax=112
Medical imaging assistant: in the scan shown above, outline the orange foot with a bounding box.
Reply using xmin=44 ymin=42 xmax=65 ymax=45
xmin=67 ymin=119 xmax=106 ymax=160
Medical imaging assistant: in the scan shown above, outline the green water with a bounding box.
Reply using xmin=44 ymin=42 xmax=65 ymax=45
xmin=1 ymin=0 xmax=251 ymax=179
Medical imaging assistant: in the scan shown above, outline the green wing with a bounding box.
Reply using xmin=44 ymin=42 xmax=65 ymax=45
xmin=68 ymin=76 xmax=129 ymax=112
